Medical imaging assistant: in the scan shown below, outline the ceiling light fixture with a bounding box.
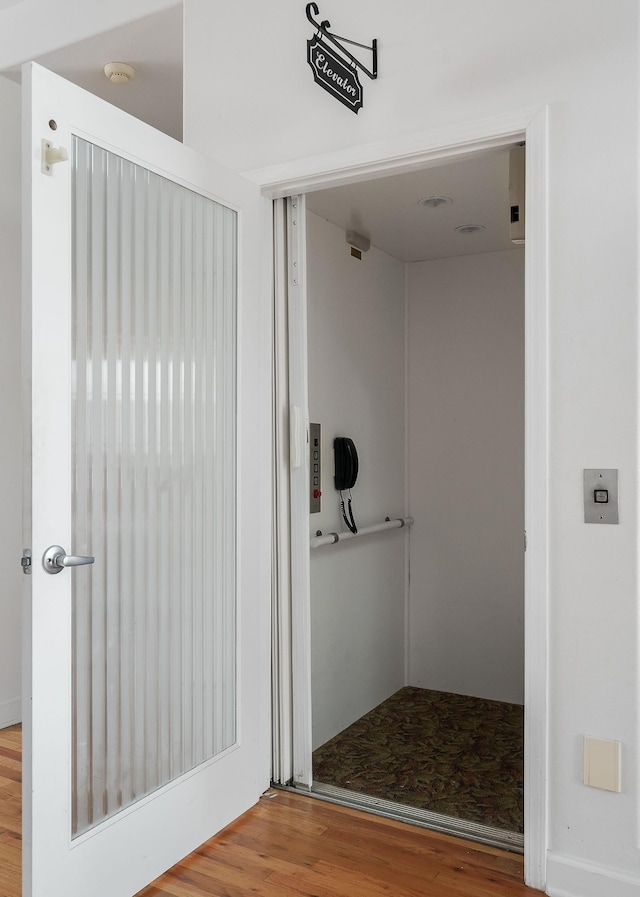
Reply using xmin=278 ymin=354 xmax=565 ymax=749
xmin=419 ymin=195 xmax=452 ymax=209
xmin=104 ymin=62 xmax=136 ymax=84
xmin=455 ymin=224 xmax=486 ymax=235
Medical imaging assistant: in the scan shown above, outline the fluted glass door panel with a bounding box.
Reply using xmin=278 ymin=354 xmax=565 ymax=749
xmin=71 ymin=136 xmax=237 ymax=837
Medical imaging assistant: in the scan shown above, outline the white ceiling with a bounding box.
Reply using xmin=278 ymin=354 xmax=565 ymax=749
xmin=306 ymin=147 xmax=523 ymax=263
xmin=5 ymin=4 xmax=183 ymax=140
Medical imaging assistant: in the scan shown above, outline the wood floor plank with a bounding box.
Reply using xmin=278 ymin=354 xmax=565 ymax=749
xmin=313 ymin=816 xmax=517 ymax=884
xmin=220 ymin=827 xmax=326 ymax=872
xmin=143 ymin=858 xmax=300 ymax=897
xmin=195 ymin=838 xmax=315 ymax=878
xmin=0 ymin=814 xmax=21 ymax=837
xmin=266 ymin=858 xmax=438 ymax=897
xmin=0 ymin=729 xmax=21 ymax=744
xmin=432 ymin=868 xmax=536 ymax=897
xmin=0 ymin=868 xmax=21 ymax=896
xmin=0 ymin=748 xmax=21 ymax=764
xmin=0 ymin=842 xmax=21 ymax=868
xmin=0 ymin=791 xmax=20 ymax=811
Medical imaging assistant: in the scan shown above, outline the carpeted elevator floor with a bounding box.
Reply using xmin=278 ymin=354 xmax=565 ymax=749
xmin=312 ymin=686 xmax=524 ymax=833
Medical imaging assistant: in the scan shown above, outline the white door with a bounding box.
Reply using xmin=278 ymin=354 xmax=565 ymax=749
xmin=23 ymin=63 xmax=271 ymax=897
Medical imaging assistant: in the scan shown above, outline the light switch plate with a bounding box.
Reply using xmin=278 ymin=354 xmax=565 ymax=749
xmin=584 ymin=736 xmax=621 ymax=792
xmin=584 ymin=469 xmax=618 ymax=524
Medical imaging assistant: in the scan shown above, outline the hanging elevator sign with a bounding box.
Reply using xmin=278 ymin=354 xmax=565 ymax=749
xmin=305 ymin=3 xmax=378 ymax=115
xmin=307 ymin=38 xmax=363 ymax=113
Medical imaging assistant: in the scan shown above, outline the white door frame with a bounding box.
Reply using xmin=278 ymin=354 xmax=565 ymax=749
xmin=256 ymin=105 xmax=549 ymax=893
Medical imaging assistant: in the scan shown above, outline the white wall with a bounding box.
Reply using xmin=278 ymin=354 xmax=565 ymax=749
xmin=408 ymin=249 xmax=525 ymax=705
xmin=307 ymin=211 xmax=405 ymax=750
xmin=0 ymin=75 xmax=22 ymax=727
xmin=184 ymin=2 xmax=640 ymax=892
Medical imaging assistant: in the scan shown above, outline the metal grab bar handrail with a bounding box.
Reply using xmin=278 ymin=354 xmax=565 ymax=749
xmin=310 ymin=516 xmax=414 ymax=549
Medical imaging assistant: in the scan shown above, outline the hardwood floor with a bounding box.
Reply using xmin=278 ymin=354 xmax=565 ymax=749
xmin=136 ymin=791 xmax=538 ymax=897
xmin=0 ymin=724 xmax=21 ymax=897
xmin=1 ymin=725 xmax=540 ymax=897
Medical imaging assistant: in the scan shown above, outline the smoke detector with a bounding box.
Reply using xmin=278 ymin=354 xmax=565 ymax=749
xmin=455 ymin=224 xmax=486 ymax=235
xmin=104 ymin=62 xmax=136 ymax=84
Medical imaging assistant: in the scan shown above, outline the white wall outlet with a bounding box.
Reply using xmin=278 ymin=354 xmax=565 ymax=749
xmin=584 ymin=736 xmax=621 ymax=792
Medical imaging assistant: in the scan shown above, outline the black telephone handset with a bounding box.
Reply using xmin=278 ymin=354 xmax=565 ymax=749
xmin=334 ymin=437 xmax=359 ymax=490
xmin=334 ymin=437 xmax=359 ymax=533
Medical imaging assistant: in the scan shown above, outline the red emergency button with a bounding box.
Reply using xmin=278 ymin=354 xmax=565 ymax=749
xmin=313 ymin=489 xmax=322 ymax=499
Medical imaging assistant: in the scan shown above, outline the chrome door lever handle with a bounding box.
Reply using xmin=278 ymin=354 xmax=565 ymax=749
xmin=42 ymin=545 xmax=95 ymax=575
xmin=59 ymin=553 xmax=95 ymax=568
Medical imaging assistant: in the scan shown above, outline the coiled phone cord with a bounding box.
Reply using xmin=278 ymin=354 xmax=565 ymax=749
xmin=340 ymin=490 xmax=358 ymax=534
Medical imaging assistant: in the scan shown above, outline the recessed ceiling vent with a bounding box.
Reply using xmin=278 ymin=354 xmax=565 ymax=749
xmin=419 ymin=195 xmax=452 ymax=209
xmin=104 ymin=62 xmax=136 ymax=84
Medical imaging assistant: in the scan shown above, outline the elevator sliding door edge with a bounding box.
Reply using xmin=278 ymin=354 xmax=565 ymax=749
xmin=273 ymin=781 xmax=524 ymax=854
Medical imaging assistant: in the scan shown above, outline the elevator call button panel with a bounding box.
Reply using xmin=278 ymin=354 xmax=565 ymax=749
xmin=584 ymin=469 xmax=618 ymax=524
xmin=310 ymin=423 xmax=322 ymax=513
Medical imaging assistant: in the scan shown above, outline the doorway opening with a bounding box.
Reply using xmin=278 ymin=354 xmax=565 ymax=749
xmin=307 ymin=146 xmax=524 ymax=849
xmin=271 ymin=114 xmax=549 ymax=888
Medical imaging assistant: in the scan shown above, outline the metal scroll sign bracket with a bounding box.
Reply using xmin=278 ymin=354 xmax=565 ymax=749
xmin=306 ymin=2 xmax=378 ymax=114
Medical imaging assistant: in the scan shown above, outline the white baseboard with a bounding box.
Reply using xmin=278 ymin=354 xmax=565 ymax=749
xmin=0 ymin=696 xmax=21 ymax=728
xmin=547 ymin=851 xmax=640 ymax=897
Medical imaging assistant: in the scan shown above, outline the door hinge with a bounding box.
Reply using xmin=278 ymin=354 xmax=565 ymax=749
xmin=524 ymin=531 xmax=527 ymax=552
xmin=21 ymin=549 xmax=32 ymax=575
